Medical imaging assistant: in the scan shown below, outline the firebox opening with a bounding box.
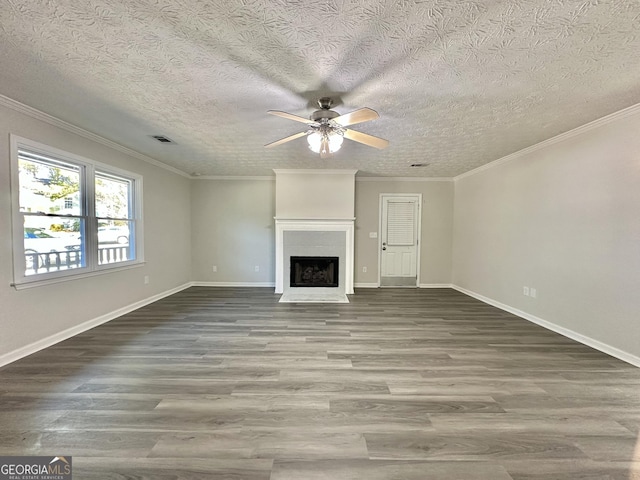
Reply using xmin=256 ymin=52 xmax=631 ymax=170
xmin=290 ymin=256 xmax=339 ymax=288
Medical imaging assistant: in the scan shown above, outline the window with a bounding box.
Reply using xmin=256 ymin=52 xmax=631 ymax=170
xmin=10 ymin=136 xmax=143 ymax=287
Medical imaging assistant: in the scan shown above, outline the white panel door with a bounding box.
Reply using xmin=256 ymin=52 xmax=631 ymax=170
xmin=380 ymin=195 xmax=420 ymax=286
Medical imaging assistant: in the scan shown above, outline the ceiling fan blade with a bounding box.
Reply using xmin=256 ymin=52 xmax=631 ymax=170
xmin=264 ymin=131 xmax=308 ymax=148
xmin=333 ymin=107 xmax=379 ymax=127
xmin=268 ymin=110 xmax=314 ymax=124
xmin=343 ymin=129 xmax=389 ymax=149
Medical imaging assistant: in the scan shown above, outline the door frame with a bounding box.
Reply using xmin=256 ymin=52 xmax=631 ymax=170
xmin=378 ymin=193 xmax=422 ymax=288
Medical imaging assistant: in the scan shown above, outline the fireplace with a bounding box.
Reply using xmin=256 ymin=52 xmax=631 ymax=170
xmin=274 ymin=169 xmax=356 ymax=300
xmin=290 ymin=256 xmax=339 ymax=288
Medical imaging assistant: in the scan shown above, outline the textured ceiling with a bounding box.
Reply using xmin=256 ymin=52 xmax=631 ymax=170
xmin=1 ymin=0 xmax=640 ymax=177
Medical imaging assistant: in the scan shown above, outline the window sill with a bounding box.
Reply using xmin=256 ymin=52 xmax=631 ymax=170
xmin=11 ymin=261 xmax=146 ymax=290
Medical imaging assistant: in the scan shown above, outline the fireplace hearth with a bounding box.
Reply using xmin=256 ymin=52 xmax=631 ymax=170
xmin=290 ymin=256 xmax=339 ymax=288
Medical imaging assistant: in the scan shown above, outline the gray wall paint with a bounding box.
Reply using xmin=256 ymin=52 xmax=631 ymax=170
xmin=453 ymin=112 xmax=640 ymax=359
xmin=189 ymin=178 xmax=455 ymax=287
xmin=190 ymin=179 xmax=276 ymax=283
xmin=0 ymin=103 xmax=192 ymax=359
xmin=275 ymin=170 xmax=355 ymax=219
xmin=354 ymin=180 xmax=454 ymax=285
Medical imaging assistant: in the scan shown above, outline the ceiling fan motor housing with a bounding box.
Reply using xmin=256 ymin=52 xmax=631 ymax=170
xmin=310 ymin=109 xmax=339 ymax=122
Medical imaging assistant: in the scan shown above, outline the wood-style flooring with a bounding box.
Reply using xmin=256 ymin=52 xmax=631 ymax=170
xmin=1 ymin=287 xmax=639 ymax=479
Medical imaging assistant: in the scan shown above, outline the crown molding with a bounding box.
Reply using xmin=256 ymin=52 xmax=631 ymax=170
xmin=273 ymin=169 xmax=358 ymax=175
xmin=8 ymin=92 xmax=638 ymax=185
xmin=0 ymin=94 xmax=191 ymax=179
xmin=454 ymin=101 xmax=640 ymax=182
xmin=193 ymin=175 xmax=453 ymax=182
xmin=356 ymin=176 xmax=452 ymax=182
xmin=192 ymin=175 xmax=275 ymax=181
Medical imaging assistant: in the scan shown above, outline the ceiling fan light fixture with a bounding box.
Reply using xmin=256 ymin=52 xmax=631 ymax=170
xmin=307 ymin=131 xmax=343 ymax=154
xmin=266 ymin=98 xmax=388 ymax=153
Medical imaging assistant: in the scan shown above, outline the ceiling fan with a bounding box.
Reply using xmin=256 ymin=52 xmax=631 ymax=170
xmin=265 ymin=97 xmax=389 ymax=157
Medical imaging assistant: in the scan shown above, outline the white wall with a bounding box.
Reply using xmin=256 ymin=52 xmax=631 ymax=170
xmin=354 ymin=180 xmax=454 ymax=286
xmin=0 ymin=102 xmax=192 ymax=362
xmin=190 ymin=179 xmax=275 ymax=284
xmin=453 ymin=108 xmax=640 ymax=362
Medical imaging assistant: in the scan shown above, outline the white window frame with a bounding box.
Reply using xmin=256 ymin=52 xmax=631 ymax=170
xmin=10 ymin=135 xmax=144 ymax=289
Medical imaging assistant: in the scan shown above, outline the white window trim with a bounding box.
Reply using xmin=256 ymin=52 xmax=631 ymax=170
xmin=9 ymin=135 xmax=144 ymax=289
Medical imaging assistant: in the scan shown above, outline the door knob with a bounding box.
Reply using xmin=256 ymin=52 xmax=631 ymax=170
xmin=382 ymin=247 xmax=386 ymax=250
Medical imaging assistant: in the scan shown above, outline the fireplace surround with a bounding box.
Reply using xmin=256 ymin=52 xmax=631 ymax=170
xmin=274 ymin=219 xmax=354 ymax=296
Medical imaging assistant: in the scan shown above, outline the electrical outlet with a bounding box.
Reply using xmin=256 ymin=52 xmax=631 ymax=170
xmin=144 ymin=275 xmax=149 ymax=284
xmin=362 ymin=266 xmax=367 ymax=273
xmin=255 ymin=265 xmax=260 ymax=272
xmin=212 ymin=265 xmax=217 ymax=272
xmin=530 ymin=288 xmax=537 ymax=298
xmin=523 ymin=286 xmax=530 ymax=296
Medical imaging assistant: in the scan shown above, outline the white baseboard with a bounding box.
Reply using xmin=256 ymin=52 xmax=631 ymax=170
xmin=191 ymin=282 xmax=275 ymax=288
xmin=451 ymin=284 xmax=640 ymax=368
xmin=0 ymin=282 xmax=193 ymax=368
xmin=354 ymin=283 xmax=453 ymax=289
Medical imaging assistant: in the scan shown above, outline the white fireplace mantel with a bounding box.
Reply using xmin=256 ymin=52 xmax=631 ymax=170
xmin=274 ymin=218 xmax=355 ymax=294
